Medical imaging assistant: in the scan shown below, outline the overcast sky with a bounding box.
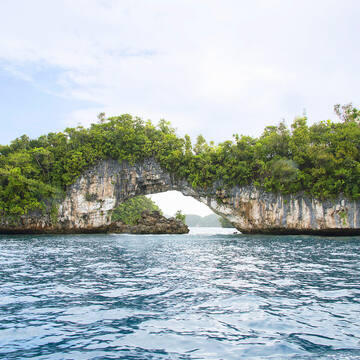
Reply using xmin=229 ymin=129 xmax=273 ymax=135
xmin=1 ymin=0 xmax=359 ymax=216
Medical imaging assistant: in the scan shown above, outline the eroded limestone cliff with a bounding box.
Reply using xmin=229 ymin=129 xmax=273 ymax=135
xmin=0 ymin=159 xmax=359 ymax=235
xmin=205 ymin=186 xmax=360 ymax=235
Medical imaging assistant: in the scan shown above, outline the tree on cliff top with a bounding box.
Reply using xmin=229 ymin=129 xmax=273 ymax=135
xmin=334 ymin=103 xmax=360 ymax=124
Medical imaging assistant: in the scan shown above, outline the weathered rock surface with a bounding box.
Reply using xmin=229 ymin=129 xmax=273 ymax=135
xmin=206 ymin=186 xmax=360 ymax=235
xmin=0 ymin=158 xmax=359 ymax=235
xmin=110 ymin=210 xmax=189 ymax=234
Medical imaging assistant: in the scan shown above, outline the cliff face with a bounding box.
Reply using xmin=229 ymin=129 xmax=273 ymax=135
xmin=0 ymin=159 xmax=359 ymax=235
xmin=201 ymin=186 xmax=360 ymax=235
xmin=0 ymin=159 xmax=186 ymax=234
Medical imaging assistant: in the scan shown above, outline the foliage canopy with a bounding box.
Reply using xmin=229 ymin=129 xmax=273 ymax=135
xmin=1 ymin=104 xmax=360 ymax=217
xmin=175 ymin=210 xmax=186 ymax=224
xmin=111 ymin=196 xmax=161 ymax=225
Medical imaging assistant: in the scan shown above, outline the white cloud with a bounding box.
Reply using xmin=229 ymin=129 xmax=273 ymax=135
xmin=148 ymin=191 xmax=213 ymax=217
xmin=1 ymin=0 xmax=359 ymax=142
xmin=1 ymin=0 xmax=359 ymax=215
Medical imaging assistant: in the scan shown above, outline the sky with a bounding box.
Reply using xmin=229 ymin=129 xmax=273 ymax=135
xmin=1 ymin=0 xmax=359 ymax=216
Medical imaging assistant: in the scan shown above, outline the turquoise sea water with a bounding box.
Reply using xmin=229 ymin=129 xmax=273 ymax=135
xmin=0 ymin=228 xmax=360 ymax=359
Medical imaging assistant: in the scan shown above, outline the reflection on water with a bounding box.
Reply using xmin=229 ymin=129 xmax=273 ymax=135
xmin=0 ymin=231 xmax=360 ymax=359
xmin=189 ymin=226 xmax=239 ymax=235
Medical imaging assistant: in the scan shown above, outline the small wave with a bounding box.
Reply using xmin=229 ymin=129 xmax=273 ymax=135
xmin=0 ymin=233 xmax=359 ymax=359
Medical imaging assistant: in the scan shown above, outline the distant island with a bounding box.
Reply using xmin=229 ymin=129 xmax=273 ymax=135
xmin=184 ymin=214 xmax=233 ymax=228
xmin=0 ymin=103 xmax=359 ymax=235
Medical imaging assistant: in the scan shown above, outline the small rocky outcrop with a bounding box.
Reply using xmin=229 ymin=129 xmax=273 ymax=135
xmin=110 ymin=210 xmax=189 ymax=234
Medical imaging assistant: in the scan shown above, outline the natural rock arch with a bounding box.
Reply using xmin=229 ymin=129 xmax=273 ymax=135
xmin=57 ymin=158 xmax=360 ymax=235
xmin=2 ymin=158 xmax=360 ymax=234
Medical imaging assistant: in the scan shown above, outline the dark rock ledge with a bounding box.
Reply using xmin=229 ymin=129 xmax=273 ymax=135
xmin=109 ymin=210 xmax=189 ymax=234
xmin=0 ymin=210 xmax=189 ymax=235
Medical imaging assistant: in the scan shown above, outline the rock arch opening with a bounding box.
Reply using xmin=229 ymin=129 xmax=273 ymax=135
xmin=147 ymin=190 xmax=235 ymax=229
xmin=58 ymin=159 xmax=234 ymax=232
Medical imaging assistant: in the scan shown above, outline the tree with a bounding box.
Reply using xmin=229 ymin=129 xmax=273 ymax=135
xmin=334 ymin=103 xmax=360 ymax=123
xmin=175 ymin=210 xmax=186 ymax=223
xmin=111 ymin=196 xmax=162 ymax=225
xmin=97 ymin=112 xmax=106 ymax=123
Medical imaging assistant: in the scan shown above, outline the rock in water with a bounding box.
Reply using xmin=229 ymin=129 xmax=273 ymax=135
xmin=110 ymin=210 xmax=189 ymax=234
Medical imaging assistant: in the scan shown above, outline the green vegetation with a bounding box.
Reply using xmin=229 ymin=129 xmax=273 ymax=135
xmin=111 ymin=196 xmax=161 ymax=225
xmin=1 ymin=103 xmax=360 ymax=217
xmin=219 ymin=216 xmax=233 ymax=228
xmin=175 ymin=210 xmax=186 ymax=224
xmin=339 ymin=209 xmax=348 ymax=226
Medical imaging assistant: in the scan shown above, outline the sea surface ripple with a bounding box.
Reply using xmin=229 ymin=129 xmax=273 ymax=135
xmin=1 ymin=229 xmax=360 ymax=359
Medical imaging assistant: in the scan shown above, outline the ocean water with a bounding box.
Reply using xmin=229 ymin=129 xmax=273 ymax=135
xmin=0 ymin=228 xmax=360 ymax=359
